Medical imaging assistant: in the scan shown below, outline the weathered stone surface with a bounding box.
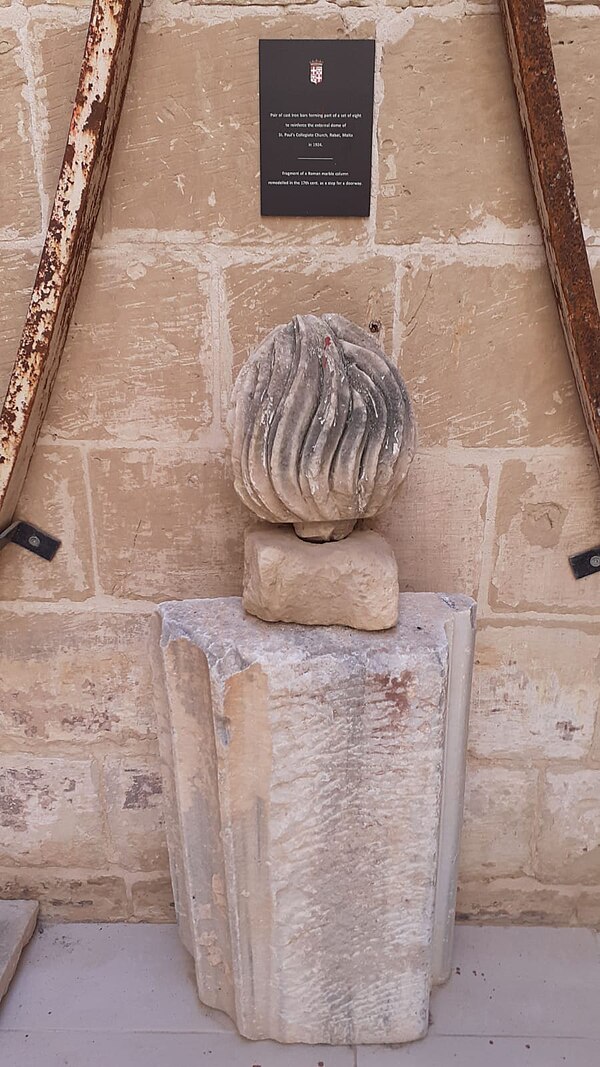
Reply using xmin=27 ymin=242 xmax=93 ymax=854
xmin=490 ymin=453 xmax=600 ymax=614
xmin=371 ymin=453 xmax=489 ymax=600
xmin=44 ymin=250 xmax=213 ymax=442
xmin=456 ymin=877 xmax=579 ymax=926
xmin=470 ymin=625 xmax=599 ymax=759
xmin=0 ymin=900 xmax=38 ymax=1003
xmin=154 ymin=593 xmax=476 ymax=1044
xmin=0 ymin=611 xmax=156 ymax=744
xmin=0 ymin=250 xmax=39 ymax=403
xmin=0 ymin=446 xmax=94 ymax=602
xmin=243 ymin=527 xmax=400 ymax=630
xmin=551 ymin=17 xmax=600 ymax=233
xmin=0 ymin=757 xmax=106 ymax=868
xmin=460 ymin=765 xmax=537 ymax=879
xmin=88 ymin=449 xmax=250 ymax=600
xmin=0 ymin=899 xmax=37 ymax=1008
xmin=131 ymin=876 xmax=175 ymax=922
xmin=377 ymin=16 xmax=536 ymax=243
xmin=0 ymin=871 xmax=128 ymax=922
xmin=229 ymin=314 xmax=415 ymax=540
xmin=224 ymin=256 xmax=396 ymax=387
xmin=399 ymin=261 xmax=585 ymax=448
xmin=0 ymin=32 xmax=40 ymax=236
xmin=536 ymin=771 xmax=600 ymax=885
xmin=40 ymin=16 xmax=372 ymax=244
xmin=103 ymin=758 xmax=168 ymax=873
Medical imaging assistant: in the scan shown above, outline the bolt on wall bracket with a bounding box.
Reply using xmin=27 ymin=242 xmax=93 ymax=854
xmin=0 ymin=521 xmax=61 ymax=561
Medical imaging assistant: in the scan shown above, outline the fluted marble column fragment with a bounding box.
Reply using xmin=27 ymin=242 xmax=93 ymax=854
xmin=153 ymin=593 xmax=476 ymax=1045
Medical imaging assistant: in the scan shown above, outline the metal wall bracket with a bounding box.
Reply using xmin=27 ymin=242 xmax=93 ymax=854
xmin=0 ymin=521 xmax=61 ymax=561
xmin=569 ymin=546 xmax=600 ymax=581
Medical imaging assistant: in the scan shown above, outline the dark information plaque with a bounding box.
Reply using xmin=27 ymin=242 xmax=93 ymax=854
xmin=259 ymin=39 xmax=375 ymax=217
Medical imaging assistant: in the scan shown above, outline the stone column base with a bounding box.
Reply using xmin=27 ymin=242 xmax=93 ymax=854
xmin=152 ymin=593 xmax=476 ymax=1045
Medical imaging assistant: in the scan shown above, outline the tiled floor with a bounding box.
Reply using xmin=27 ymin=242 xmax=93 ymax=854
xmin=0 ymin=922 xmax=598 ymax=1065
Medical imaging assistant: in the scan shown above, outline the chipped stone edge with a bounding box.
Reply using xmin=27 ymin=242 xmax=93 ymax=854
xmin=0 ymin=899 xmax=39 ymax=1003
xmin=431 ymin=596 xmax=477 ymax=985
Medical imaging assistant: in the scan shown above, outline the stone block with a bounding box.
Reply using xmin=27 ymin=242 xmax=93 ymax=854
xmin=576 ymin=890 xmax=600 ymax=928
xmin=103 ymin=758 xmax=169 ymax=872
xmin=399 ymin=261 xmax=585 ymax=448
xmin=0 ymin=31 xmax=40 ymax=236
xmin=456 ymin=877 xmax=578 ymax=926
xmin=88 ymin=448 xmax=250 ymax=600
xmin=470 ymin=625 xmax=599 ymax=760
xmin=0 ymin=446 xmax=94 ymax=602
xmin=536 ymin=771 xmax=600 ymax=885
xmin=40 ymin=16 xmax=371 ymax=244
xmin=243 ymin=528 xmax=399 ymax=630
xmin=490 ymin=453 xmax=600 ymax=614
xmin=131 ymin=876 xmax=175 ymax=922
xmin=460 ymin=765 xmax=537 ymax=879
xmin=377 ymin=16 xmax=536 ymax=244
xmin=551 ymin=17 xmax=600 ymax=232
xmin=0 ymin=611 xmax=156 ymax=744
xmin=0 ymin=871 xmax=129 ymax=921
xmin=0 ymin=900 xmax=38 ymax=1002
xmin=154 ymin=593 xmax=476 ymax=1043
xmin=44 ymin=250 xmax=213 ymax=442
xmin=371 ymin=453 xmax=489 ymax=600
xmin=0 ymin=249 xmax=39 ymax=402
xmin=224 ymin=256 xmax=396 ymax=386
xmin=0 ymin=757 xmax=106 ymax=868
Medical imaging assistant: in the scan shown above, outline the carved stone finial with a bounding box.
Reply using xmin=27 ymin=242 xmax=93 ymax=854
xmin=229 ymin=313 xmax=416 ymax=541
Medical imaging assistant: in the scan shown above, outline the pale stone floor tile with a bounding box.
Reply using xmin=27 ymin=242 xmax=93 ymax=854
xmin=358 ymin=1037 xmax=600 ymax=1066
xmin=0 ymin=922 xmax=233 ymax=1035
xmin=0 ymin=1031 xmax=354 ymax=1066
xmin=430 ymin=925 xmax=600 ymax=1039
xmin=0 ymin=923 xmax=599 ymax=1066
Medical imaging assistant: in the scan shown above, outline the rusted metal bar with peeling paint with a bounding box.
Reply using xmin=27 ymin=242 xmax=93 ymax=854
xmin=500 ymin=0 xmax=600 ymax=471
xmin=0 ymin=0 xmax=142 ymax=531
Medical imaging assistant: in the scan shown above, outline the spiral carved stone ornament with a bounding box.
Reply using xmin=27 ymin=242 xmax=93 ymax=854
xmin=229 ymin=313 xmax=416 ymax=542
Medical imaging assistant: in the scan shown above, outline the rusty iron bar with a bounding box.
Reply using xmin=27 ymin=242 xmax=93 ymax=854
xmin=500 ymin=0 xmax=600 ymax=471
xmin=0 ymin=0 xmax=143 ymax=530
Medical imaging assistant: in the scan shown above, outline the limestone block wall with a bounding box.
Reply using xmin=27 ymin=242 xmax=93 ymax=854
xmin=0 ymin=0 xmax=599 ymax=924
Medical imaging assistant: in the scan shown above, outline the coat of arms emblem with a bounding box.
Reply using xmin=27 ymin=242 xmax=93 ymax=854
xmin=310 ymin=59 xmax=323 ymax=85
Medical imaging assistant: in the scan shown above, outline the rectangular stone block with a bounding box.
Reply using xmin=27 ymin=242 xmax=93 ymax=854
xmin=377 ymin=16 xmax=536 ymax=243
xmin=460 ymin=765 xmax=537 ymax=879
xmin=551 ymin=17 xmax=600 ymax=232
xmin=103 ymin=758 xmax=169 ymax=872
xmin=399 ymin=260 xmax=585 ymax=448
xmin=0 ymin=249 xmax=39 ymax=402
xmin=44 ymin=250 xmax=213 ymax=442
xmin=0 ymin=870 xmax=129 ymax=921
xmin=0 ymin=757 xmax=106 ymax=868
xmin=536 ymin=771 xmax=600 ymax=885
xmin=243 ymin=528 xmax=399 ymax=630
xmin=224 ymin=256 xmax=397 ymax=386
xmin=0 ymin=900 xmax=38 ymax=1002
xmin=89 ymin=448 xmax=250 ymax=600
xmin=0 ymin=446 xmax=94 ymax=602
xmin=154 ymin=593 xmax=476 ymax=1044
xmin=131 ymin=876 xmax=175 ymax=922
xmin=0 ymin=31 xmax=40 ymax=236
xmin=456 ymin=877 xmax=579 ymax=926
xmin=470 ymin=624 xmax=598 ymax=759
xmin=371 ymin=453 xmax=488 ymax=600
xmin=40 ymin=16 xmax=371 ymax=244
xmin=0 ymin=611 xmax=157 ymax=744
xmin=490 ymin=453 xmax=600 ymax=614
